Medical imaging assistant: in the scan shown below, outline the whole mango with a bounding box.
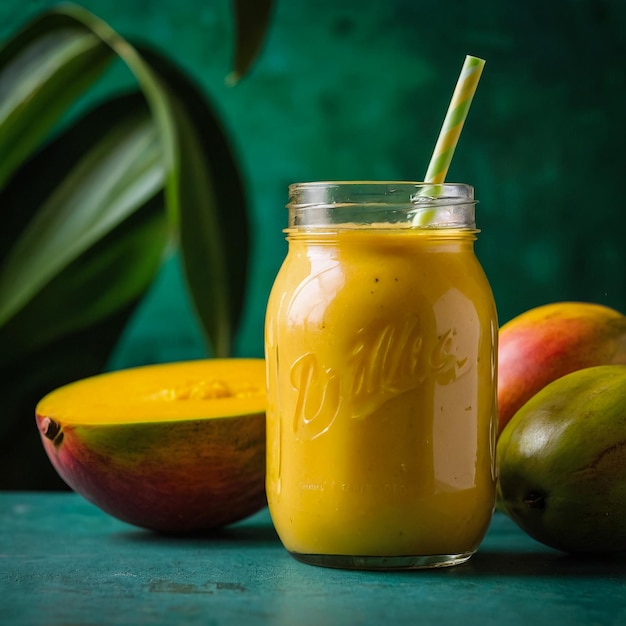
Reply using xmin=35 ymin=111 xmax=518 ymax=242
xmin=498 ymin=301 xmax=626 ymax=435
xmin=496 ymin=364 xmax=626 ymax=554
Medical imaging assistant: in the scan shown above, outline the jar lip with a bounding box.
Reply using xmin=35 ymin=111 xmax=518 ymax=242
xmin=287 ymin=181 xmax=474 ymax=208
xmin=286 ymin=181 xmax=477 ymax=230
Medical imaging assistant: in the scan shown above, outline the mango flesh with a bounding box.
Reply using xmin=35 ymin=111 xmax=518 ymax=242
xmin=496 ymin=364 xmax=626 ymax=553
xmin=497 ymin=302 xmax=626 ymax=435
xmin=36 ymin=359 xmax=267 ymax=533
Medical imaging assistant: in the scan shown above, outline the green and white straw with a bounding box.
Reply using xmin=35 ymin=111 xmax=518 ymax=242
xmin=412 ymin=55 xmax=485 ymax=226
xmin=424 ymin=55 xmax=485 ymax=184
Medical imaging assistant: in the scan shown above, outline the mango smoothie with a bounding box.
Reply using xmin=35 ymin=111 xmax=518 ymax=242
xmin=265 ymin=183 xmax=498 ymax=569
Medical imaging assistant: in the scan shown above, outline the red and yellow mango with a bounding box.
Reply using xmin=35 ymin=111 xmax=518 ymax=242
xmin=497 ymin=302 xmax=626 ymax=435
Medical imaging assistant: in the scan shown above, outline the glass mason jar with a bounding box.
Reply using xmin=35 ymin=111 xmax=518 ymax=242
xmin=265 ymin=182 xmax=498 ymax=570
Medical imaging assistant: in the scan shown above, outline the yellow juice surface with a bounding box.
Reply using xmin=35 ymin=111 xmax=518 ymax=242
xmin=265 ymin=228 xmax=498 ymax=557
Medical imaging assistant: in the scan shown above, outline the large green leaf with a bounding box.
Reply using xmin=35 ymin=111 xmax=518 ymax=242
xmin=0 ymin=1 xmax=272 ymax=358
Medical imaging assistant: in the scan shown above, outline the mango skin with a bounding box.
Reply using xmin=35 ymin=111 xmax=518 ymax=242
xmin=496 ymin=364 xmax=626 ymax=554
xmin=36 ymin=411 xmax=267 ymax=533
xmin=498 ymin=302 xmax=626 ymax=435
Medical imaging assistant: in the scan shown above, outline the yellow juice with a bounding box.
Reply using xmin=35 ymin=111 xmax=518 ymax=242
xmin=265 ymin=184 xmax=498 ymax=569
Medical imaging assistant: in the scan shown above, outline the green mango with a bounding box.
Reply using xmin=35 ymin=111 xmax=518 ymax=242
xmin=496 ymin=364 xmax=626 ymax=553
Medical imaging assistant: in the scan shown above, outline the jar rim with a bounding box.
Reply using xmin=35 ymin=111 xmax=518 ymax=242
xmin=286 ymin=181 xmax=477 ymax=230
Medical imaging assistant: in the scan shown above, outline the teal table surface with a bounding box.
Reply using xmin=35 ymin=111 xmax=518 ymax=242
xmin=1 ymin=492 xmax=625 ymax=626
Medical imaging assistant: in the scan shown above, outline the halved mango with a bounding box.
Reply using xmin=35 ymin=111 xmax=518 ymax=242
xmin=36 ymin=359 xmax=267 ymax=532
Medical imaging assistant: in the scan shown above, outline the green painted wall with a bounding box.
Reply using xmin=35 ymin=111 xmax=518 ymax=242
xmin=3 ymin=0 xmax=626 ymax=368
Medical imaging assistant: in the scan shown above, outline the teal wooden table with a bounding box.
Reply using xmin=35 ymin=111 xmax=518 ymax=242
xmin=1 ymin=492 xmax=625 ymax=625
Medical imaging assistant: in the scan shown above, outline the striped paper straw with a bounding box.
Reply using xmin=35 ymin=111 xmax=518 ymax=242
xmin=424 ymin=55 xmax=485 ymax=184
